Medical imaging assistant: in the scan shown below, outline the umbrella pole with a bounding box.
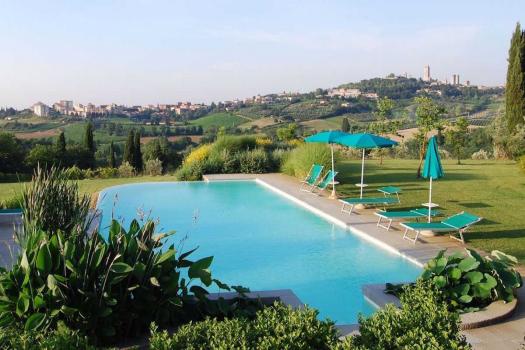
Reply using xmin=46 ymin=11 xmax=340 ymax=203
xmin=360 ymin=149 xmax=365 ymax=199
xmin=428 ymin=177 xmax=432 ymax=222
xmin=330 ymin=144 xmax=336 ymax=199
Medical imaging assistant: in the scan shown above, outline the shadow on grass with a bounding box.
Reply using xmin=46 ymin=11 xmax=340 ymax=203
xmin=458 ymin=202 xmax=493 ymax=209
xmin=467 ymin=228 xmax=525 ymax=241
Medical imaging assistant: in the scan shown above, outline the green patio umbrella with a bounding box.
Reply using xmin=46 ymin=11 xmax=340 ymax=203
xmin=304 ymin=130 xmax=349 ymax=198
xmin=336 ymin=133 xmax=397 ymax=198
xmin=422 ymin=136 xmax=444 ymax=222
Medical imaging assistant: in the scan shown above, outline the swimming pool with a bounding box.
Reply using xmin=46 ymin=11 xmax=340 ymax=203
xmin=97 ymin=180 xmax=420 ymax=324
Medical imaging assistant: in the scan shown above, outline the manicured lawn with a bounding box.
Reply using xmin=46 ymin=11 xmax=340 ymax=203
xmin=0 ymin=176 xmax=179 ymax=204
xmin=1 ymin=159 xmax=524 ymax=263
xmin=190 ymin=112 xmax=248 ymax=130
xmin=336 ymin=159 xmax=525 ymax=263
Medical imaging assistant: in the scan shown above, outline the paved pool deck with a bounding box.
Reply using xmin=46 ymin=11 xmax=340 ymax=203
xmin=203 ymin=173 xmax=525 ymax=350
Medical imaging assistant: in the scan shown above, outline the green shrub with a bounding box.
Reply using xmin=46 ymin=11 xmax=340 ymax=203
xmin=281 ymin=143 xmax=334 ymax=179
xmin=0 ymin=218 xmax=232 ymax=345
xmin=0 ymin=322 xmax=94 ymax=350
xmin=97 ymin=167 xmax=119 ymax=179
xmin=418 ymin=249 xmax=522 ymax=312
xmin=212 ymin=135 xmax=256 ymax=154
xmin=339 ymin=280 xmax=471 ymax=350
xmin=239 ymin=149 xmax=271 ymax=173
xmin=149 ymin=302 xmax=339 ymax=350
xmin=19 ymin=166 xmax=91 ymax=244
xmin=144 ymin=158 xmax=163 ymax=176
xmin=82 ymin=168 xmax=97 ymax=179
xmin=175 ymin=160 xmax=205 ymax=181
xmin=64 ymin=165 xmax=84 ymax=180
xmin=117 ymin=161 xmax=134 ymax=178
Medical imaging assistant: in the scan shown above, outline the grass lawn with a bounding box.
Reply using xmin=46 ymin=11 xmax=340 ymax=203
xmin=0 ymin=176 xmax=179 ymax=205
xmin=1 ymin=159 xmax=524 ymax=263
xmin=190 ymin=112 xmax=248 ymax=131
xmin=336 ymin=159 xmax=525 ymax=263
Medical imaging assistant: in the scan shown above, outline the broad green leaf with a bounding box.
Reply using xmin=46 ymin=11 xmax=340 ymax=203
xmin=16 ymin=295 xmax=30 ymax=316
xmin=156 ymin=249 xmax=176 ymax=265
xmin=458 ymin=257 xmax=480 ymax=272
xmin=464 ymin=271 xmax=483 ymax=284
xmin=98 ymin=307 xmax=112 ymax=317
xmin=47 ymin=275 xmax=58 ymax=291
xmin=33 ymin=295 xmax=45 ymax=309
xmin=36 ymin=244 xmax=52 ymax=274
xmin=189 ymin=256 xmax=214 ymax=273
xmin=110 ymin=262 xmax=133 ymax=274
xmin=483 ymin=274 xmax=498 ymax=289
xmin=433 ymin=275 xmax=447 ymax=288
xmin=459 ymin=294 xmax=473 ymax=303
xmin=448 ymin=267 xmax=462 ymax=280
xmin=24 ymin=313 xmax=46 ymax=331
xmin=60 ymin=305 xmax=78 ymax=316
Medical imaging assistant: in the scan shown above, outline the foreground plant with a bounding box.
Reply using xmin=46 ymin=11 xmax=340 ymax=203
xmin=149 ymin=302 xmax=339 ymax=350
xmin=340 ymin=280 xmax=471 ymax=350
xmin=18 ymin=165 xmax=91 ymax=245
xmin=0 ymin=218 xmax=235 ymax=345
xmin=419 ymin=249 xmax=522 ymax=312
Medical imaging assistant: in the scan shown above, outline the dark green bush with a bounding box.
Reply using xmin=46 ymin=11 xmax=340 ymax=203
xmin=149 ymin=302 xmax=339 ymax=350
xmin=339 ymin=280 xmax=471 ymax=350
xmin=0 ymin=322 xmax=95 ymax=350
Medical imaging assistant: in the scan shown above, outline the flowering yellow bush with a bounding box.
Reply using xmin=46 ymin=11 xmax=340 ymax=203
xmin=287 ymin=139 xmax=303 ymax=148
xmin=184 ymin=144 xmax=213 ymax=165
xmin=255 ymin=137 xmax=273 ymax=147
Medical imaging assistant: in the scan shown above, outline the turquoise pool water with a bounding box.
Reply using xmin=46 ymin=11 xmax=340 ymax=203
xmin=97 ymin=181 xmax=420 ymax=324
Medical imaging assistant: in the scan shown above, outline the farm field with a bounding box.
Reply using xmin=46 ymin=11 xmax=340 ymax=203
xmin=190 ymin=112 xmax=249 ymax=130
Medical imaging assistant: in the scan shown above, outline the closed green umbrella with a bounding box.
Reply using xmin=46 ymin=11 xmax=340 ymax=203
xmin=336 ymin=133 xmax=397 ymax=198
xmin=422 ymin=136 xmax=444 ymax=222
xmin=305 ymin=130 xmax=349 ymax=198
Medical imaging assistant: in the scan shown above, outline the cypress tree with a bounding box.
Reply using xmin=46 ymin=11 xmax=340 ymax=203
xmin=123 ymin=130 xmax=135 ymax=166
xmin=505 ymin=22 xmax=525 ymax=132
xmin=134 ymin=132 xmax=143 ymax=172
xmin=84 ymin=122 xmax=95 ymax=153
xmin=341 ymin=117 xmax=350 ymax=132
xmin=109 ymin=141 xmax=116 ymax=168
xmin=56 ymin=131 xmax=66 ymax=153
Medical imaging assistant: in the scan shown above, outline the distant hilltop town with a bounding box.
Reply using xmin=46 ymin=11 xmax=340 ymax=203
xmin=27 ymin=66 xmax=501 ymax=119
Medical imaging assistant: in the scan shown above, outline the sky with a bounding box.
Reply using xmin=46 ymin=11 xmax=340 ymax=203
xmin=0 ymin=0 xmax=524 ymax=108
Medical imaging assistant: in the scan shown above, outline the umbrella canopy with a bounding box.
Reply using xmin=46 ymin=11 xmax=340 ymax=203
xmin=304 ymin=130 xmax=349 ymax=144
xmin=336 ymin=133 xmax=398 ymax=148
xmin=336 ymin=133 xmax=398 ymax=198
xmin=305 ymin=131 xmax=350 ymax=199
xmin=422 ymin=136 xmax=444 ymax=222
xmin=422 ymin=136 xmax=444 ymax=180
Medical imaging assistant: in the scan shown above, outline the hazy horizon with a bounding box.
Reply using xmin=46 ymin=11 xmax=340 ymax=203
xmin=1 ymin=0 xmax=524 ymax=109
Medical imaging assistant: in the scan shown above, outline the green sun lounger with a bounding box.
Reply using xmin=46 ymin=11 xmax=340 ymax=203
xmin=311 ymin=170 xmax=338 ymax=193
xmin=339 ymin=186 xmax=402 ymax=214
xmin=340 ymin=197 xmax=400 ymax=215
xmin=401 ymin=211 xmax=482 ymax=244
xmin=300 ymin=164 xmax=324 ymax=191
xmin=374 ymin=208 xmax=441 ymax=231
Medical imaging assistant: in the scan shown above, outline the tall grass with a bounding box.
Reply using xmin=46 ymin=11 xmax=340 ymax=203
xmin=281 ymin=143 xmax=335 ymax=179
xmin=18 ymin=166 xmax=91 ymax=246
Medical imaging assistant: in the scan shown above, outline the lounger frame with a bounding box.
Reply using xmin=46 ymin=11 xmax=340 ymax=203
xmin=401 ymin=212 xmax=482 ymax=244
